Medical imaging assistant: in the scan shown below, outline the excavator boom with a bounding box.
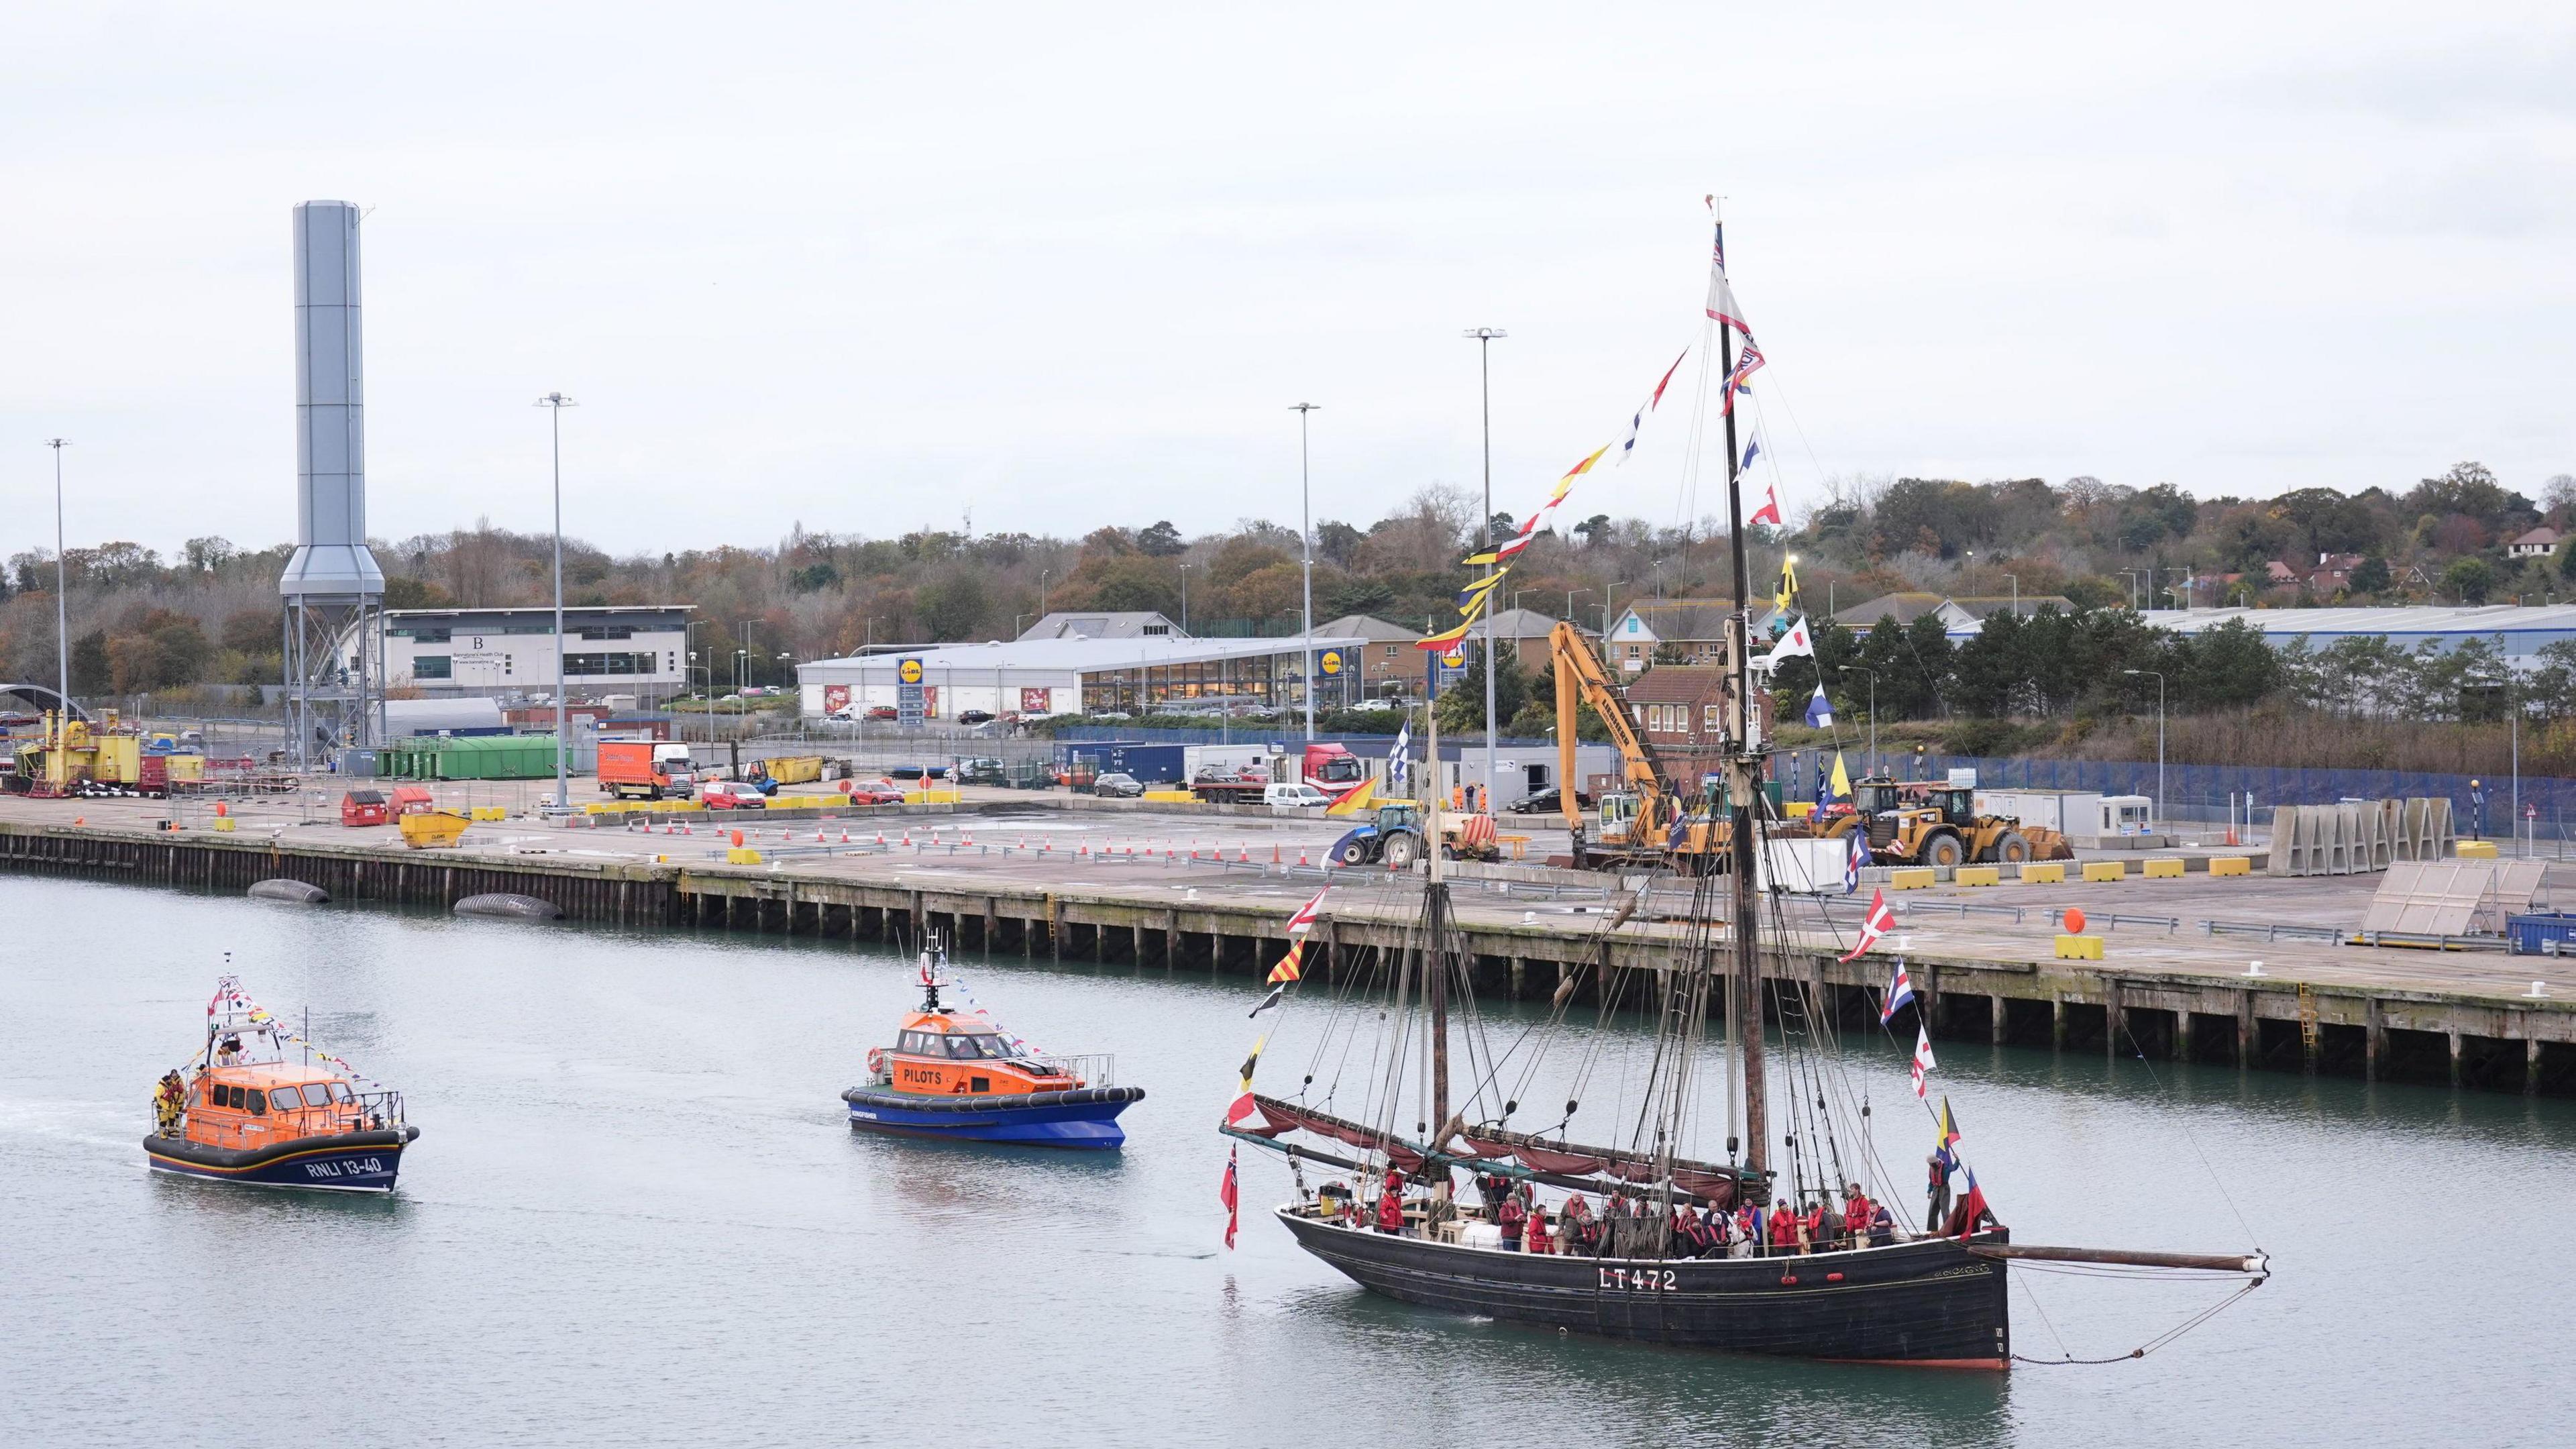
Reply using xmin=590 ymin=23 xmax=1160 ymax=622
xmin=1550 ymin=621 xmax=1672 ymax=847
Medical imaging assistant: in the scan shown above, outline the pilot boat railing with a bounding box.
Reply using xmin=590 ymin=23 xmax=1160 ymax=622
xmin=1032 ymin=1053 xmax=1116 ymax=1087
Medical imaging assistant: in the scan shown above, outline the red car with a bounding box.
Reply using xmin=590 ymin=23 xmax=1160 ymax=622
xmin=700 ymin=784 xmax=767 ymax=810
xmin=842 ymin=782 xmax=906 ymax=805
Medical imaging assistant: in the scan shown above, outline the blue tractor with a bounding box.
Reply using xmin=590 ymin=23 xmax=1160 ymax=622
xmin=1331 ymin=802 xmax=1428 ymax=869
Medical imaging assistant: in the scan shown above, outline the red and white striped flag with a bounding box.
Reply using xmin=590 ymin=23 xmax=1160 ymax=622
xmin=1911 ymin=1024 xmax=1937 ymax=1098
xmin=1285 ymin=886 xmax=1328 ymax=936
xmin=1749 ymin=479 xmax=1782 ymax=527
xmin=1841 ymin=888 xmax=1894 ymax=963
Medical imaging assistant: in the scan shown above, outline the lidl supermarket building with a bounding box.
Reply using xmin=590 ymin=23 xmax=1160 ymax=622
xmin=794 ymin=635 xmax=1370 ymax=720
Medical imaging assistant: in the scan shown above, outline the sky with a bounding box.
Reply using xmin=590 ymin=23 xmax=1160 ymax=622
xmin=3 ymin=2 xmax=2573 ymax=562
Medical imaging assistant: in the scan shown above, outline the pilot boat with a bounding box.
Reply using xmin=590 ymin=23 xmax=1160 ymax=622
xmin=842 ymin=939 xmax=1142 ymax=1149
xmin=144 ymin=975 xmax=419 ymax=1192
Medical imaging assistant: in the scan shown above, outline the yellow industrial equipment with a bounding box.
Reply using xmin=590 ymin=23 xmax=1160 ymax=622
xmin=12 ymin=711 xmax=146 ymax=796
xmin=1548 ymin=622 xmax=1731 ymax=871
xmin=1810 ymin=776 xmax=2071 ymax=867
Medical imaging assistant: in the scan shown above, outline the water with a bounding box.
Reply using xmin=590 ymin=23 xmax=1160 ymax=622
xmin=5 ymin=874 xmax=2571 ymax=1448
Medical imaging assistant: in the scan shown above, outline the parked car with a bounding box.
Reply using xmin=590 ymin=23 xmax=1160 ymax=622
xmin=1265 ymin=783 xmax=1330 ymax=810
xmin=956 ymin=709 xmax=998 ymax=726
xmin=953 ymin=757 xmax=1008 ymax=786
xmin=1507 ymin=785 xmax=1591 ymax=815
xmin=700 ymin=783 xmax=768 ymax=810
xmin=1090 ymin=711 xmax=1133 ymax=722
xmin=1091 ymin=772 xmax=1146 ymax=798
xmin=841 ymin=782 xmax=906 ymax=805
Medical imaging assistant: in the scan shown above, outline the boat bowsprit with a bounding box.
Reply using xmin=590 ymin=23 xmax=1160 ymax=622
xmin=843 ymin=939 xmax=1142 ymax=1150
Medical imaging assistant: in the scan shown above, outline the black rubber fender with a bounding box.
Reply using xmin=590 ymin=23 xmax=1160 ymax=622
xmin=248 ymin=879 xmax=329 ymax=904
xmin=839 ymin=1085 xmax=1145 ymax=1115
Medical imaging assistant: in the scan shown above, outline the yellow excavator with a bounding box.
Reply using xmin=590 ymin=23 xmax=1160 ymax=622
xmin=1548 ymin=621 xmax=1732 ymax=872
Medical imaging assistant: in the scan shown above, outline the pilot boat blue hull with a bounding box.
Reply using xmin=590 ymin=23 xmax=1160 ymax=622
xmin=841 ymin=1085 xmax=1144 ymax=1149
xmin=144 ymin=1126 xmax=420 ymax=1192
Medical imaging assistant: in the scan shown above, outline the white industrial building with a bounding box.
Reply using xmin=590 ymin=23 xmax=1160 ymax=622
xmin=796 ymin=634 xmax=1370 ymax=721
xmin=2137 ymin=605 xmax=2576 ymax=668
xmin=372 ymin=606 xmax=694 ymax=700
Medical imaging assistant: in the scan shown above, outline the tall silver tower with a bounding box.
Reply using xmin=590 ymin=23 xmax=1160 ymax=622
xmin=278 ymin=200 xmax=386 ymax=767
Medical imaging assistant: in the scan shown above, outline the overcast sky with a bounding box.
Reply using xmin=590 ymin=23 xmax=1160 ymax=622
xmin=5 ymin=3 xmax=2571 ymax=561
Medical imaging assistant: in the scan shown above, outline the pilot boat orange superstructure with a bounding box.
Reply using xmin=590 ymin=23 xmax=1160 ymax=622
xmin=145 ymin=976 xmax=418 ymax=1191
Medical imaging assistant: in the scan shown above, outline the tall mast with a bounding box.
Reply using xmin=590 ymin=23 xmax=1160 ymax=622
xmin=1715 ymin=207 xmax=1768 ymax=1176
xmin=1425 ymin=699 xmax=1450 ymax=1193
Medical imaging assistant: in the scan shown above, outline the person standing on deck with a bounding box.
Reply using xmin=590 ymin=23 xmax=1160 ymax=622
xmin=1525 ymin=1202 xmax=1554 ymax=1254
xmin=1769 ymin=1201 xmax=1801 ymax=1256
xmin=1812 ymin=1197 xmax=1844 ymax=1254
xmin=1376 ymin=1181 xmax=1405 ymax=1235
xmin=1843 ymin=1183 xmax=1874 ymax=1248
xmin=1925 ymin=1152 xmax=1953 ymax=1233
xmin=1497 ymin=1187 xmax=1526 ymax=1250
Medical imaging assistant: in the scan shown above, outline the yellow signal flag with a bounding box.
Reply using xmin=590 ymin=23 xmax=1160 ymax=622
xmin=1326 ymin=778 xmax=1379 ymax=817
xmin=1830 ymin=751 xmax=1852 ymax=799
xmin=1268 ymin=939 xmax=1306 ymax=984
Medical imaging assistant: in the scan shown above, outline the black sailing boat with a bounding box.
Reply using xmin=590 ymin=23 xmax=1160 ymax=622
xmin=1220 ymin=207 xmax=2267 ymax=1368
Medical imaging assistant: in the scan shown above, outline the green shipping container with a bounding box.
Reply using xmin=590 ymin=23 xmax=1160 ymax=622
xmin=428 ymin=734 xmax=564 ymax=780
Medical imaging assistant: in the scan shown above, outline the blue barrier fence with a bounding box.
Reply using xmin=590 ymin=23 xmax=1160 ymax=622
xmin=1061 ymin=726 xmax=2575 ymax=839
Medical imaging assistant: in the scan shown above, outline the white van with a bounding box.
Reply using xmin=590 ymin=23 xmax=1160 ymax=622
xmin=1266 ymin=783 xmax=1330 ymax=811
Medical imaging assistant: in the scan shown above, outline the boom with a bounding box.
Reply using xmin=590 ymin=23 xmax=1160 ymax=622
xmin=1549 ymin=621 xmax=1674 ymax=842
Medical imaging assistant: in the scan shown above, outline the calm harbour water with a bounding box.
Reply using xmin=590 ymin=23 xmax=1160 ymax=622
xmin=4 ymin=873 xmax=2571 ymax=1448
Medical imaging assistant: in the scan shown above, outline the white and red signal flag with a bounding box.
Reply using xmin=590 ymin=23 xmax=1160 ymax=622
xmin=1911 ymin=1024 xmax=1937 ymax=1098
xmin=1285 ymin=885 xmax=1328 ymax=936
xmin=1841 ymin=887 xmax=1895 ymax=962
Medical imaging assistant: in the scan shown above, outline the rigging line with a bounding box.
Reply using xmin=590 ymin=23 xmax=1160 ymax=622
xmin=2008 ymin=1277 xmax=2266 ymax=1367
xmin=2014 ymin=1269 xmax=2077 ymax=1363
xmin=2114 ymin=1016 xmax=2263 ymax=1252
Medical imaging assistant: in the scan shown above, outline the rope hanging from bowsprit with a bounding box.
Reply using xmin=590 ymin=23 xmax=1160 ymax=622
xmin=2009 ymin=1274 xmax=2265 ymax=1366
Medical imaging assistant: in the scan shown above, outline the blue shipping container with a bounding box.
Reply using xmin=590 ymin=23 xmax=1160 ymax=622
xmin=2506 ymin=914 xmax=2576 ymax=956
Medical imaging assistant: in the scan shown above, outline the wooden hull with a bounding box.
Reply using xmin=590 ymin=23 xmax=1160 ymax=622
xmin=1278 ymin=1208 xmax=2012 ymax=1368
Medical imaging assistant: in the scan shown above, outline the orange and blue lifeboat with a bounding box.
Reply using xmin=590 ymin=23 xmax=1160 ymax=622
xmin=841 ymin=961 xmax=1141 ymax=1149
xmin=144 ymin=978 xmax=419 ymax=1191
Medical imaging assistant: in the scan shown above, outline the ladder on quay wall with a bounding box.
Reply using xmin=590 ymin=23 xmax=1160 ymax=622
xmin=2298 ymin=983 xmax=2320 ymax=1057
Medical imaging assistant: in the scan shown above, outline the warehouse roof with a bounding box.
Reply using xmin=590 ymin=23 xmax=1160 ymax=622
xmin=2141 ymin=605 xmax=2576 ymax=637
xmin=797 ymin=633 xmax=1369 ymax=677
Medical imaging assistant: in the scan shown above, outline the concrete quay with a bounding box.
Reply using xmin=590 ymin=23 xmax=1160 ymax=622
xmin=3 ymin=788 xmax=2570 ymax=1096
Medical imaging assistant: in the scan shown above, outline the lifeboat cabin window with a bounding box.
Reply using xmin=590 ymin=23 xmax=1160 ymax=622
xmin=272 ymin=1086 xmax=303 ymax=1109
xmin=244 ymin=1088 xmax=268 ymax=1115
xmin=947 ymin=1034 xmax=1006 ymax=1060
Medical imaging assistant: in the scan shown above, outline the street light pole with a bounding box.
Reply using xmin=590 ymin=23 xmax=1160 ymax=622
xmin=535 ymin=394 xmax=576 ymax=811
xmin=2125 ymin=669 xmax=2166 ymax=823
xmin=46 ymin=439 xmax=68 ymax=709
xmin=2005 ymin=574 xmax=2018 ymax=616
xmin=1464 ymin=327 xmax=1506 ymax=804
xmin=1604 ymin=582 xmax=1625 ymax=645
xmin=1179 ymin=564 xmax=1191 ymax=635
xmin=1291 ymin=402 xmax=1321 ymax=743
xmin=1844 ymin=665 xmax=1877 ymax=777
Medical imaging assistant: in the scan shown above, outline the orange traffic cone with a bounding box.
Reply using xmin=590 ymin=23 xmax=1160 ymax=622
xmin=1273 ymin=843 xmax=1281 ymax=864
xmin=1299 ymin=848 xmax=1310 ymax=866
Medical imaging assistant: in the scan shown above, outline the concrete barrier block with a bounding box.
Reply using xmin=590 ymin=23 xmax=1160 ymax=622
xmin=2209 ymin=856 xmax=2251 ymax=877
xmin=1888 ymin=867 xmax=1936 ymax=890
xmin=2143 ymin=857 xmax=2186 ymax=878
xmin=2081 ymin=861 xmax=2126 ymax=882
xmin=2018 ymin=862 xmax=2066 ymax=885
xmin=1955 ymin=865 xmax=2002 ymax=887
xmin=2054 ymin=934 xmax=2104 ymax=959
xmin=726 ymin=847 xmax=763 ymax=865
xmin=2457 ymin=840 xmax=2499 ymax=859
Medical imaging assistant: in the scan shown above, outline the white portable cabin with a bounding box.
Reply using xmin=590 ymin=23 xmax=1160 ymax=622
xmin=1974 ymin=788 xmax=2155 ymax=840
